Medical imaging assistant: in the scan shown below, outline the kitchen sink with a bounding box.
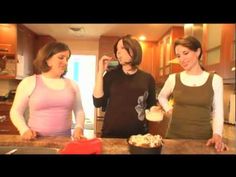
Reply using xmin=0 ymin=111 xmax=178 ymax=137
xmin=0 ymin=146 xmax=59 ymax=154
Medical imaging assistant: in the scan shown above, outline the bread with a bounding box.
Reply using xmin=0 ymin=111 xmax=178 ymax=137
xmin=128 ymin=133 xmax=163 ymax=148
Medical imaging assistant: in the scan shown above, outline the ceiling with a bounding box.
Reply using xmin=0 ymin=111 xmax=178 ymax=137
xmin=23 ymin=24 xmax=184 ymax=42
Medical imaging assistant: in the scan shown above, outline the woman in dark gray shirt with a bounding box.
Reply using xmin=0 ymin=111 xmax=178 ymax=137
xmin=93 ymin=35 xmax=157 ymax=138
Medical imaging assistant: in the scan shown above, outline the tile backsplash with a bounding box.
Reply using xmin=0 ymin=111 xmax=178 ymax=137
xmin=0 ymin=80 xmax=19 ymax=96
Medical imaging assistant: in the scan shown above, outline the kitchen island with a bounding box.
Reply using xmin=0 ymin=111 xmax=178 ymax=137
xmin=0 ymin=135 xmax=235 ymax=154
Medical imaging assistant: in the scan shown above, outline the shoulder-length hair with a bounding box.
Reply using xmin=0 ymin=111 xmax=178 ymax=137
xmin=174 ymin=35 xmax=202 ymax=60
xmin=113 ymin=34 xmax=142 ymax=66
xmin=33 ymin=42 xmax=71 ymax=74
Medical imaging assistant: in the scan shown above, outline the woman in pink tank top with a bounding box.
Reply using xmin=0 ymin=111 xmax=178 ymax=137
xmin=10 ymin=42 xmax=85 ymax=141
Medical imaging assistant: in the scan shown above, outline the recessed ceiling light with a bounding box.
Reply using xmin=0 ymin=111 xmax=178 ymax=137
xmin=69 ymin=27 xmax=83 ymax=32
xmin=69 ymin=26 xmax=85 ymax=37
xmin=139 ymin=35 xmax=146 ymax=41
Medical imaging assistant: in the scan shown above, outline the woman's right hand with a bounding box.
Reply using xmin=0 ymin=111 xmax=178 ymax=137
xmin=21 ymin=129 xmax=38 ymax=141
xmin=98 ymin=55 xmax=113 ymax=74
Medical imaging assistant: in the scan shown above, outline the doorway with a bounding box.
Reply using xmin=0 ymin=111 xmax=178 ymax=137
xmin=64 ymin=54 xmax=96 ymax=134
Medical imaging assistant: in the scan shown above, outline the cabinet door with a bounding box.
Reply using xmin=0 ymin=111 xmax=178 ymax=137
xmin=0 ymin=104 xmax=18 ymax=135
xmin=139 ymin=41 xmax=155 ymax=77
xmin=221 ymin=24 xmax=235 ymax=81
xmin=16 ymin=25 xmax=36 ymax=78
xmin=0 ymin=24 xmax=17 ymax=54
xmin=203 ymin=24 xmax=235 ymax=82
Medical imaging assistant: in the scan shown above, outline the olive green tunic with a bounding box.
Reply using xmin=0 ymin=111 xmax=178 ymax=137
xmin=167 ymin=73 xmax=214 ymax=139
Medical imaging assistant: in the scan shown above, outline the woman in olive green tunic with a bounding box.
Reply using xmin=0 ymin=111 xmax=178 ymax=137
xmin=158 ymin=36 xmax=228 ymax=152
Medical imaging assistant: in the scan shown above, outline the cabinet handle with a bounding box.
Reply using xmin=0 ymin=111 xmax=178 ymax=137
xmin=0 ymin=129 xmax=10 ymax=132
xmin=0 ymin=115 xmax=7 ymax=123
xmin=0 ymin=48 xmax=9 ymax=52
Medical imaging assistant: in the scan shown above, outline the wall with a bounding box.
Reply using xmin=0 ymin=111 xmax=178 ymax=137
xmin=61 ymin=39 xmax=99 ymax=56
xmin=0 ymin=80 xmax=19 ymax=96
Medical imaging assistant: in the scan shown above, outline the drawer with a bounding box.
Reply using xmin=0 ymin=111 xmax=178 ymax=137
xmin=0 ymin=104 xmax=12 ymax=111
xmin=96 ymin=119 xmax=104 ymax=134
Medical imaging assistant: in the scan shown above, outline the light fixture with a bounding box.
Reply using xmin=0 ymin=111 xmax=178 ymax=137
xmin=139 ymin=35 xmax=146 ymax=41
xmin=69 ymin=26 xmax=85 ymax=37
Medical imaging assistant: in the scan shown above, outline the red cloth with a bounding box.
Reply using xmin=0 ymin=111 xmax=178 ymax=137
xmin=59 ymin=138 xmax=102 ymax=154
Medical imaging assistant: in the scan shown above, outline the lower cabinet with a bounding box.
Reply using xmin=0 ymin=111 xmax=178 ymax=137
xmin=0 ymin=103 xmax=18 ymax=134
xmin=95 ymin=118 xmax=104 ymax=137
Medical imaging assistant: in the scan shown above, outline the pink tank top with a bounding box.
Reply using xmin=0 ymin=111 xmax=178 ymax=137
xmin=28 ymin=75 xmax=75 ymax=136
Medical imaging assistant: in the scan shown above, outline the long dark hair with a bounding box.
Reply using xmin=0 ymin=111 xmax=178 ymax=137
xmin=174 ymin=35 xmax=205 ymax=70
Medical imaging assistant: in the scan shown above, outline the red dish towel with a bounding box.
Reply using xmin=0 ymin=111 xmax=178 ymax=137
xmin=59 ymin=138 xmax=102 ymax=154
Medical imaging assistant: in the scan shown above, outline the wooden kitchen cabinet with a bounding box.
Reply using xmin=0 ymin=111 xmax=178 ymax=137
xmin=98 ymin=35 xmax=120 ymax=59
xmin=202 ymin=24 xmax=235 ymax=83
xmin=1 ymin=24 xmax=37 ymax=80
xmin=0 ymin=24 xmax=17 ymax=79
xmin=16 ymin=24 xmax=37 ymax=79
xmin=0 ymin=24 xmax=17 ymax=54
xmin=139 ymin=41 xmax=156 ymax=79
xmin=0 ymin=103 xmax=18 ymax=135
xmin=155 ymin=26 xmax=184 ymax=84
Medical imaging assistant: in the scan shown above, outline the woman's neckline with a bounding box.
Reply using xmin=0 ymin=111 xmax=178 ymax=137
xmin=183 ymin=70 xmax=205 ymax=76
xmin=121 ymin=67 xmax=138 ymax=75
xmin=41 ymin=74 xmax=62 ymax=80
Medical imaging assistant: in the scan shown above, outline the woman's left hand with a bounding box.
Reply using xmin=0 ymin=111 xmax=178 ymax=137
xmin=72 ymin=127 xmax=86 ymax=141
xmin=206 ymin=134 xmax=229 ymax=152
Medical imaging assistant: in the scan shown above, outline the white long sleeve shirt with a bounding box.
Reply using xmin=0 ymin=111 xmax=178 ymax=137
xmin=10 ymin=75 xmax=85 ymax=135
xmin=158 ymin=71 xmax=224 ymax=137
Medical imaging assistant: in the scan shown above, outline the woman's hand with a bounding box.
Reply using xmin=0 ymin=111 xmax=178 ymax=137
xmin=72 ymin=127 xmax=86 ymax=141
xmin=21 ymin=129 xmax=37 ymax=141
xmin=206 ymin=134 xmax=229 ymax=152
xmin=165 ymin=109 xmax=173 ymax=119
xmin=98 ymin=55 xmax=113 ymax=73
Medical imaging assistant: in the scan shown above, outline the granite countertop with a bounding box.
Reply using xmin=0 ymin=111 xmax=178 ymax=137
xmin=0 ymin=135 xmax=235 ymax=154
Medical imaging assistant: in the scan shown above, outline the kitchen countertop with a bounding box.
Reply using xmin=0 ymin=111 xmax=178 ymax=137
xmin=0 ymin=135 xmax=235 ymax=154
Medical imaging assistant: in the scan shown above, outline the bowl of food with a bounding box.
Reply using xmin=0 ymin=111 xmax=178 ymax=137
xmin=128 ymin=133 xmax=164 ymax=154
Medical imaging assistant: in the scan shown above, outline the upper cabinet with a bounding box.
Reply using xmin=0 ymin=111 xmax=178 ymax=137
xmin=0 ymin=24 xmax=17 ymax=79
xmin=98 ymin=35 xmax=119 ymax=60
xmin=139 ymin=41 xmax=156 ymax=79
xmin=155 ymin=26 xmax=184 ymax=84
xmin=16 ymin=24 xmax=37 ymax=79
xmin=0 ymin=24 xmax=57 ymax=80
xmin=202 ymin=24 xmax=235 ymax=83
xmin=0 ymin=24 xmax=17 ymax=54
